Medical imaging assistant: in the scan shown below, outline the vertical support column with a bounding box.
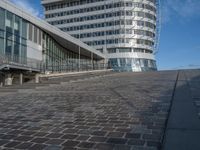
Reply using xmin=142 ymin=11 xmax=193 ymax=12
xmin=78 ymin=46 xmax=80 ymax=71
xmin=5 ymin=74 xmax=13 ymax=86
xmin=19 ymin=73 xmax=23 ymax=85
xmin=103 ymin=59 xmax=106 ymax=70
xmin=35 ymin=74 xmax=39 ymax=83
xmin=0 ymin=75 xmax=3 ymax=87
xmin=91 ymin=52 xmax=93 ymax=70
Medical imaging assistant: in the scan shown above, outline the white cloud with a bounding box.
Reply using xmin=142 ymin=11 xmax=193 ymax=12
xmin=162 ymin=0 xmax=200 ymax=23
xmin=10 ymin=0 xmax=43 ymax=18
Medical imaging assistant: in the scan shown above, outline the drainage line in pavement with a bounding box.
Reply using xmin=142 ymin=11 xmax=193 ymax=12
xmin=160 ymin=70 xmax=180 ymax=150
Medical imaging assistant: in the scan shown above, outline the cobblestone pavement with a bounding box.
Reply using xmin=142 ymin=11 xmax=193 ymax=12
xmin=0 ymin=71 xmax=179 ymax=150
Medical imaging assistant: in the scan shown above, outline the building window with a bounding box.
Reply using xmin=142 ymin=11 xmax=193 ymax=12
xmin=14 ymin=15 xmax=20 ymax=36
xmin=34 ymin=26 xmax=38 ymax=43
xmin=38 ymin=30 xmax=42 ymax=45
xmin=0 ymin=8 xmax=5 ymax=30
xmin=0 ymin=38 xmax=4 ymax=54
xmin=22 ymin=19 xmax=27 ymax=39
xmin=5 ymin=38 xmax=12 ymax=55
xmin=28 ymin=23 xmax=33 ymax=41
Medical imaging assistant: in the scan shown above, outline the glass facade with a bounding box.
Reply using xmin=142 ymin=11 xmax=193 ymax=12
xmin=42 ymin=32 xmax=99 ymax=72
xmin=109 ymin=58 xmax=157 ymax=72
xmin=0 ymin=6 xmax=105 ymax=72
xmin=0 ymin=7 xmax=27 ymax=64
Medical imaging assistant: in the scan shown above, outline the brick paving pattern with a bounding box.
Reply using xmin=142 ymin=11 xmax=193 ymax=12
xmin=0 ymin=71 xmax=181 ymax=150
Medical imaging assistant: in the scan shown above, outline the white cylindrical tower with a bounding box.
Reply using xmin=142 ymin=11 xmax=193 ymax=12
xmin=42 ymin=0 xmax=160 ymax=71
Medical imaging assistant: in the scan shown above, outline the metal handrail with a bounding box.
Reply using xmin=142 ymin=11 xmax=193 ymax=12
xmin=0 ymin=53 xmax=110 ymax=73
xmin=0 ymin=53 xmax=43 ymax=71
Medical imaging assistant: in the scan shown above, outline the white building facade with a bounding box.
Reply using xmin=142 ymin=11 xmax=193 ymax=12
xmin=42 ymin=0 xmax=159 ymax=71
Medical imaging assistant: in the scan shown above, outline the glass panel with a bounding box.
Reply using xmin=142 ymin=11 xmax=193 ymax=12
xmin=5 ymin=39 xmax=12 ymax=55
xmin=14 ymin=42 xmax=19 ymax=55
xmin=120 ymin=58 xmax=126 ymax=66
xmin=0 ymin=38 xmax=4 ymax=54
xmin=21 ymin=45 xmax=27 ymax=64
xmin=38 ymin=30 xmax=42 ymax=45
xmin=6 ymin=12 xmax=13 ymax=33
xmin=0 ymin=30 xmax=4 ymax=38
xmin=14 ymin=42 xmax=20 ymax=62
xmin=6 ymin=32 xmax=12 ymax=41
xmin=144 ymin=59 xmax=148 ymax=67
xmin=14 ymin=15 xmax=20 ymax=35
xmin=140 ymin=59 xmax=144 ymax=67
xmin=0 ymin=8 xmax=5 ymax=30
xmin=28 ymin=23 xmax=32 ymax=41
xmin=34 ymin=26 xmax=37 ymax=43
xmin=14 ymin=35 xmax=20 ymax=43
xmin=22 ymin=19 xmax=27 ymax=38
xmin=119 ymin=48 xmax=131 ymax=53
xmin=21 ymin=38 xmax=26 ymax=45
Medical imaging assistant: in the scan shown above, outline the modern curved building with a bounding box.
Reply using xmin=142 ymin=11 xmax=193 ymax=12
xmin=42 ymin=0 xmax=160 ymax=71
xmin=0 ymin=0 xmax=106 ymax=85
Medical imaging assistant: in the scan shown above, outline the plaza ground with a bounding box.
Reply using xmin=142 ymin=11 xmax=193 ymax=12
xmin=0 ymin=69 xmax=200 ymax=150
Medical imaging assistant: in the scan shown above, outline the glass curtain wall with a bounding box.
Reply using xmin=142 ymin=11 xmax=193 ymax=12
xmin=42 ymin=32 xmax=99 ymax=72
xmin=0 ymin=7 xmax=104 ymax=72
xmin=0 ymin=7 xmax=27 ymax=64
xmin=108 ymin=58 xmax=157 ymax=72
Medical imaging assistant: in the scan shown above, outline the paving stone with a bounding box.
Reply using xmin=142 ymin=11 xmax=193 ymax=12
xmin=91 ymin=131 xmax=107 ymax=136
xmin=45 ymin=139 xmax=65 ymax=145
xmin=14 ymin=142 xmax=34 ymax=149
xmin=142 ymin=134 xmax=161 ymax=141
xmin=107 ymin=132 xmax=124 ymax=138
xmin=107 ymin=138 xmax=127 ymax=144
xmin=31 ymin=137 xmax=49 ymax=143
xmin=61 ymin=134 xmax=78 ymax=140
xmin=14 ymin=136 xmax=33 ymax=141
xmin=4 ymin=141 xmax=21 ymax=148
xmin=94 ymin=143 xmax=115 ymax=150
xmin=44 ymin=145 xmax=63 ymax=150
xmin=8 ymin=130 xmax=23 ymax=135
xmin=125 ymin=133 xmax=140 ymax=139
xmin=89 ymin=136 xmax=107 ymax=142
xmin=127 ymin=139 xmax=145 ymax=146
xmin=29 ymin=143 xmax=47 ymax=150
xmin=0 ymin=139 xmax=10 ymax=146
xmin=1 ymin=134 xmax=17 ymax=140
xmin=46 ymin=133 xmax=63 ymax=138
xmin=76 ymin=135 xmax=90 ymax=141
xmin=62 ymin=140 xmax=80 ymax=147
xmin=78 ymin=141 xmax=95 ymax=148
xmin=33 ymin=132 xmax=49 ymax=137
xmin=21 ymin=131 xmax=36 ymax=136
xmin=147 ymin=141 xmax=161 ymax=148
xmin=62 ymin=147 xmax=76 ymax=150
xmin=63 ymin=129 xmax=79 ymax=134
xmin=0 ymin=71 xmax=180 ymax=150
xmin=114 ymin=144 xmax=132 ymax=150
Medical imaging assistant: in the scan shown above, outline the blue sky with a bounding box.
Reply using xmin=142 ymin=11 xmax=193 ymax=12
xmin=10 ymin=0 xmax=200 ymax=70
